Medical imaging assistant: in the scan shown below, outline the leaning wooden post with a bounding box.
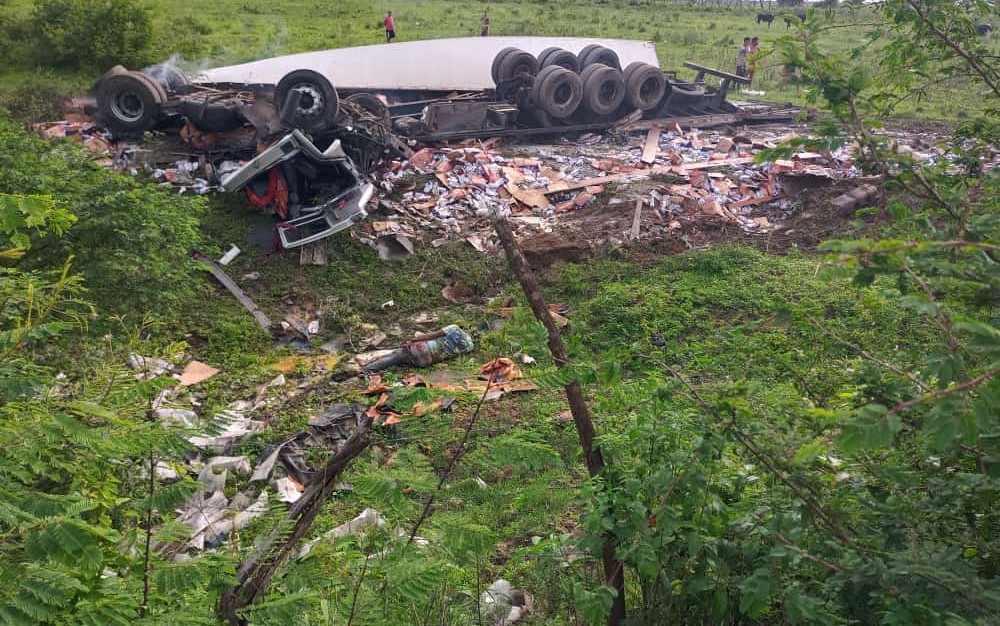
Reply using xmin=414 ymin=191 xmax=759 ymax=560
xmin=492 ymin=214 xmax=626 ymax=625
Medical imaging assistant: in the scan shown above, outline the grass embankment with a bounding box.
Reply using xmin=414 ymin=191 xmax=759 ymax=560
xmin=212 ymin=243 xmax=935 ymax=621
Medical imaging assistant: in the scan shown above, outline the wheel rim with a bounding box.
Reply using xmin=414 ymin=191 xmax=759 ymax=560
xmin=639 ymin=77 xmax=659 ymax=101
xmin=554 ymin=83 xmax=573 ymax=106
xmin=111 ymin=90 xmax=144 ymax=122
xmin=599 ymin=80 xmax=620 ymax=104
xmin=291 ymin=83 xmax=324 ymax=115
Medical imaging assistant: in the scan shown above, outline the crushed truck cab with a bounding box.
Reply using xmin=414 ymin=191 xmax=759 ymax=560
xmin=221 ymin=130 xmax=373 ymax=249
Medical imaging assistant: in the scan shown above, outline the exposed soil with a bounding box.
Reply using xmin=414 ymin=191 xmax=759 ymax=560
xmin=520 ymin=177 xmax=869 ymax=268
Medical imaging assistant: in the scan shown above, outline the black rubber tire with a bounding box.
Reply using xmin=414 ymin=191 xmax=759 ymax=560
xmin=537 ymin=46 xmax=563 ymax=68
xmin=532 ymin=66 xmax=582 ymax=119
xmin=622 ymin=62 xmax=643 ymax=87
xmin=624 ymin=63 xmax=666 ymax=111
xmin=180 ymin=99 xmax=245 ymax=132
xmin=142 ymin=63 xmax=190 ymax=94
xmin=576 ymin=44 xmax=603 ymax=67
xmin=540 ymin=48 xmax=580 ymax=73
xmin=579 ymin=45 xmax=621 ymax=71
xmin=275 ymin=69 xmax=339 ymax=133
xmin=491 ymin=47 xmax=521 ymax=83
xmin=132 ymin=72 xmax=169 ymax=105
xmin=663 ymin=83 xmax=706 ymax=113
xmin=496 ymin=50 xmax=539 ymax=85
xmin=344 ymin=92 xmax=389 ymax=124
xmin=670 ymin=84 xmax=706 ymax=102
xmin=96 ymin=71 xmax=164 ymax=133
xmin=580 ymin=64 xmax=626 ymax=115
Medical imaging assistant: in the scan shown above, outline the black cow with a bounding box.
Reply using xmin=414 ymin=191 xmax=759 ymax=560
xmin=757 ymin=12 xmax=775 ymax=26
xmin=976 ymin=23 xmax=992 ymax=36
xmin=784 ymin=11 xmax=807 ymax=27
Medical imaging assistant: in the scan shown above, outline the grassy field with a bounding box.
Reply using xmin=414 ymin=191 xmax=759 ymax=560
xmin=1 ymin=0 xmax=993 ymax=120
xmin=0 ymin=1 xmax=994 ymax=622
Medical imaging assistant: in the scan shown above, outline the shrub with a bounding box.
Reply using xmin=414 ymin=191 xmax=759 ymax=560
xmin=0 ymin=122 xmax=203 ymax=316
xmin=30 ymin=0 xmax=153 ymax=70
xmin=0 ymin=77 xmax=67 ymax=124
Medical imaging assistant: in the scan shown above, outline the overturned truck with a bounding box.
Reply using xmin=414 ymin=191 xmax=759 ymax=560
xmin=88 ymin=38 xmax=803 ymax=247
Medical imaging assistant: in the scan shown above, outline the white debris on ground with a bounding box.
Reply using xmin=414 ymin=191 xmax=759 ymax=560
xmin=480 ymin=579 xmax=533 ymax=625
xmin=31 ymin=116 xmax=997 ymax=257
xmin=356 ymin=124 xmax=874 ymax=255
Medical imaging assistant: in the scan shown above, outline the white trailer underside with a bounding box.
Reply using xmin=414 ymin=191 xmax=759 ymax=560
xmin=197 ymin=37 xmax=660 ymax=91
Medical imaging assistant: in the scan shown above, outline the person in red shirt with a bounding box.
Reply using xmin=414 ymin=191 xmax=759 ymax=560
xmin=384 ymin=11 xmax=396 ymax=43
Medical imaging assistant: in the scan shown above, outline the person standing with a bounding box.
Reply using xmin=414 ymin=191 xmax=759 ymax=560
xmin=736 ymin=37 xmax=750 ymax=82
xmin=384 ymin=10 xmax=396 ymax=43
xmin=747 ymin=36 xmax=760 ymax=84
xmin=481 ymin=11 xmax=491 ymax=36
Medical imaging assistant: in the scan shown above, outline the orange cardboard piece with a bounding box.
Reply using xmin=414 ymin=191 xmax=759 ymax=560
xmin=365 ymin=374 xmax=391 ymax=395
xmin=411 ymin=400 xmax=444 ymax=417
xmin=409 ymin=148 xmax=435 ymax=171
xmin=402 ymin=372 xmax=428 ymax=387
xmin=479 ymin=357 xmax=523 ymax=382
xmin=178 ymin=361 xmax=219 ymax=387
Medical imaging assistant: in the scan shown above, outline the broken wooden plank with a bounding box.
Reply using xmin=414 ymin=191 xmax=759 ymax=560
xmin=641 ymin=128 xmax=661 ymax=165
xmin=544 ymin=157 xmax=754 ymax=196
xmin=682 ymin=156 xmax=755 ymax=171
xmin=299 ymin=240 xmax=328 ymax=266
xmin=630 ymin=199 xmax=643 ymax=240
xmin=509 ymin=187 xmax=550 ymax=209
xmin=729 ymin=193 xmax=786 ymax=208
xmin=195 ymin=252 xmax=273 ymax=334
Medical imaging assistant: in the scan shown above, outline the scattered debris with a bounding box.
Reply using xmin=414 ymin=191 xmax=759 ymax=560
xmin=441 ymin=281 xmax=476 ymax=304
xmin=128 ymin=353 xmax=172 ymax=378
xmin=194 ymin=251 xmax=273 ymax=334
xmin=480 ymin=579 xmax=533 ymax=626
xmin=219 ymin=245 xmax=242 ymax=266
xmin=299 ymin=508 xmax=386 ymax=557
xmin=178 ymin=360 xmax=220 ymax=387
xmin=831 ymin=183 xmax=881 ymax=216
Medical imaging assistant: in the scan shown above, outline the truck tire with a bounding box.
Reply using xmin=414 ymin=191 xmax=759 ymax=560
xmin=576 ymin=44 xmax=603 ymax=67
xmin=180 ymin=99 xmax=245 ymax=132
xmin=540 ymin=47 xmax=579 ymax=73
xmin=532 ymin=65 xmax=582 ymax=119
xmin=537 ymin=47 xmax=562 ymax=67
xmin=491 ymin=47 xmax=521 ymax=83
xmin=96 ymin=71 xmax=165 ymax=134
xmin=142 ymin=63 xmax=190 ymax=94
xmin=579 ymin=45 xmax=620 ymax=71
xmin=624 ymin=63 xmax=666 ymax=111
xmin=496 ymin=49 xmax=539 ymax=85
xmin=580 ymin=64 xmax=625 ymax=116
xmin=275 ymin=69 xmax=339 ymax=133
